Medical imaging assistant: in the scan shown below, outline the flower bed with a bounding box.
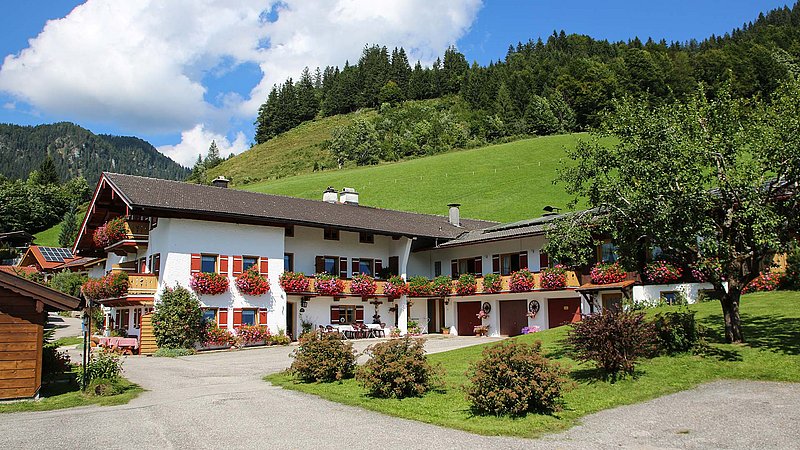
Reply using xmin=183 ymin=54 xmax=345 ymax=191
xmin=383 ymin=276 xmax=408 ymax=299
xmin=92 ymin=217 xmax=128 ymax=248
xmin=81 ymin=271 xmax=129 ymax=300
xmin=279 ymin=271 xmax=310 ymax=293
xmin=315 ymin=273 xmax=345 ymax=296
xmin=455 ymin=273 xmax=477 ymax=296
xmin=236 ymin=325 xmax=271 ymax=346
xmin=350 ymin=273 xmax=377 ymax=297
xmin=482 ymin=273 xmax=503 ymax=293
xmin=431 ymin=275 xmax=453 ymax=297
xmin=202 ymin=323 xmax=236 ymax=348
xmin=645 ymin=261 xmax=683 ymax=284
xmin=742 ymin=271 xmax=782 ymax=294
xmin=509 ymin=268 xmax=536 ymax=292
xmin=540 ymin=265 xmax=567 ymax=290
xmin=190 ymin=272 xmax=229 ymax=295
xmin=235 ymin=268 xmax=269 ymax=295
xmin=407 ymin=276 xmax=432 ymax=297
xmin=590 ymin=262 xmax=627 ymax=284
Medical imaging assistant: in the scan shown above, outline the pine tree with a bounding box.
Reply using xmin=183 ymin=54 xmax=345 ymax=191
xmin=296 ymin=67 xmax=320 ymax=121
xmin=37 ymin=155 xmax=60 ymax=185
xmin=187 ymin=154 xmax=206 ymax=184
xmin=390 ymin=47 xmax=411 ymax=92
xmin=254 ymin=86 xmax=279 ymax=144
xmin=358 ymin=45 xmax=391 ymax=107
xmin=442 ymin=46 xmax=469 ymax=95
xmin=58 ymin=203 xmax=79 ymax=248
xmin=408 ymin=61 xmax=428 ymax=100
xmin=524 ymin=95 xmax=559 ymax=135
xmin=204 ymin=140 xmax=222 ymax=169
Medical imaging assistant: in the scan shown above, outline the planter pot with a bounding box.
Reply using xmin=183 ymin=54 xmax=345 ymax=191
xmin=441 ymin=328 xmax=450 ymax=335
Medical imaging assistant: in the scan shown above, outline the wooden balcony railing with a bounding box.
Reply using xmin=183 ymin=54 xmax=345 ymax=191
xmin=107 ymin=220 xmax=149 ymax=255
xmin=127 ymin=273 xmax=158 ymax=295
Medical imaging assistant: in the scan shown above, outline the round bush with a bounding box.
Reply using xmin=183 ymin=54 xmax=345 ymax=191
xmin=290 ymin=332 xmax=356 ymax=382
xmin=81 ymin=349 xmax=123 ymax=382
xmin=465 ymin=340 xmax=569 ymax=416
xmin=652 ymin=310 xmax=702 ymax=355
xmin=356 ymin=337 xmax=440 ymax=398
xmin=152 ymin=285 xmax=205 ymax=349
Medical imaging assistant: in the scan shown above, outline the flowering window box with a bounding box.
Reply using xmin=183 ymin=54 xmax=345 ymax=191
xmin=236 ymin=325 xmax=270 ymax=347
xmin=93 ymin=217 xmax=149 ymax=255
xmin=383 ymin=276 xmax=408 ymax=299
xmin=644 ymin=261 xmax=682 ymax=284
xmin=431 ymin=275 xmax=453 ymax=297
xmin=350 ymin=273 xmax=377 ymax=297
xmin=235 ymin=268 xmax=270 ymax=296
xmin=190 ymin=272 xmax=229 ymax=295
xmin=509 ymin=268 xmax=536 ymax=292
xmin=481 ymin=273 xmax=503 ymax=293
xmin=540 ymin=265 xmax=567 ymax=290
xmin=81 ymin=271 xmax=129 ymax=301
xmin=314 ymin=273 xmax=345 ymax=296
xmin=590 ymin=262 xmax=628 ymax=284
xmin=407 ymin=276 xmax=433 ymax=297
xmin=279 ymin=271 xmax=310 ymax=293
xmin=455 ymin=273 xmax=477 ymax=296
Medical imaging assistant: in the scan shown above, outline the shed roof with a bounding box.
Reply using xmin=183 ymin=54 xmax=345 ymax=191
xmin=0 ymin=270 xmax=80 ymax=311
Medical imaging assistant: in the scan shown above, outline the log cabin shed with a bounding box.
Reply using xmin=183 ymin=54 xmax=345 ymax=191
xmin=0 ymin=271 xmax=80 ymax=400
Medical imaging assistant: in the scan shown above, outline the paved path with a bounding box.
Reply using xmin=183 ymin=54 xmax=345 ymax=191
xmin=45 ymin=312 xmax=82 ymax=340
xmin=1 ymin=336 xmax=798 ymax=449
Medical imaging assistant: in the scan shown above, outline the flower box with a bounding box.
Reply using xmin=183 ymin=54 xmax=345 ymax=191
xmin=235 ymin=268 xmax=270 ymax=296
xmin=431 ymin=275 xmax=453 ymax=297
xmin=350 ymin=273 xmax=377 ymax=297
xmin=644 ymin=261 xmax=682 ymax=284
xmin=509 ymin=268 xmax=536 ymax=292
xmin=279 ymin=271 xmax=310 ymax=293
xmin=455 ymin=273 xmax=477 ymax=296
xmin=92 ymin=217 xmax=128 ymax=248
xmin=314 ymin=273 xmax=345 ymax=296
xmin=236 ymin=325 xmax=271 ymax=346
xmin=482 ymin=273 xmax=503 ymax=293
xmin=201 ymin=323 xmax=236 ymax=348
xmin=383 ymin=276 xmax=408 ymax=299
xmin=81 ymin=271 xmax=129 ymax=300
xmin=190 ymin=272 xmax=229 ymax=295
xmin=407 ymin=276 xmax=432 ymax=297
xmin=590 ymin=262 xmax=627 ymax=284
xmin=540 ymin=265 xmax=567 ymax=290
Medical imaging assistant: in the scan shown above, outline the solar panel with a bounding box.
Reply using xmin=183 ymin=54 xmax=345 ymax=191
xmin=39 ymin=246 xmax=73 ymax=262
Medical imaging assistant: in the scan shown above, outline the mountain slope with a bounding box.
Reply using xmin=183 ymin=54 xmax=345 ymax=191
xmin=242 ymin=133 xmax=586 ymax=223
xmin=0 ymin=122 xmax=188 ymax=184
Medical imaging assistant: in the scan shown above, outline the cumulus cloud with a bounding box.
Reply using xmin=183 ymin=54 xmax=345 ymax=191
xmin=157 ymin=124 xmax=249 ymax=167
xmin=0 ymin=0 xmax=482 ymax=164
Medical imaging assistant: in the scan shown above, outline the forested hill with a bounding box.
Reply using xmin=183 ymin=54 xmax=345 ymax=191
xmin=0 ymin=122 xmax=188 ymax=184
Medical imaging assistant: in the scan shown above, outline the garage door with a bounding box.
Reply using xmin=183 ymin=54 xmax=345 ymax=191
xmin=499 ymin=300 xmax=527 ymax=336
xmin=547 ymin=297 xmax=582 ymax=328
xmin=457 ymin=301 xmax=482 ymax=336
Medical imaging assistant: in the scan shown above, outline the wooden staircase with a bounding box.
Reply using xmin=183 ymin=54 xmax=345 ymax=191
xmin=138 ymin=313 xmax=158 ymax=355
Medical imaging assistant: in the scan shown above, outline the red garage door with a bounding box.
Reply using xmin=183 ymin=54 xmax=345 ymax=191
xmin=499 ymin=300 xmax=527 ymax=336
xmin=547 ymin=297 xmax=582 ymax=328
xmin=457 ymin=301 xmax=482 ymax=336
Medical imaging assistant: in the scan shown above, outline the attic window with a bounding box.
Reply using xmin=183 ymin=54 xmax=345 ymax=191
xmin=359 ymin=232 xmax=374 ymax=244
xmin=324 ymin=228 xmax=339 ymax=241
xmin=285 ymin=225 xmax=294 ymax=237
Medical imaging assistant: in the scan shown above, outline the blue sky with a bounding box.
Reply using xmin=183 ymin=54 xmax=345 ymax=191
xmin=0 ymin=1 xmax=791 ymax=166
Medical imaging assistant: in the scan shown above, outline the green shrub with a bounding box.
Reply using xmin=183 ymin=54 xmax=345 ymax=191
xmin=152 ymin=285 xmax=204 ymax=349
xmin=566 ymin=310 xmax=656 ymax=378
xmin=356 ymin=337 xmax=440 ymax=398
xmin=86 ymin=378 xmax=126 ymax=397
xmin=49 ymin=270 xmax=87 ymax=297
xmin=42 ymin=343 xmax=71 ymax=382
xmin=268 ymin=329 xmax=291 ymax=346
xmin=781 ymin=241 xmax=800 ymax=290
xmin=81 ymin=350 xmax=123 ymax=382
xmin=290 ymin=332 xmax=356 ymax=382
xmin=651 ymin=310 xmax=702 ymax=355
xmin=153 ymin=347 xmax=197 ymax=358
xmin=465 ymin=341 xmax=569 ymax=416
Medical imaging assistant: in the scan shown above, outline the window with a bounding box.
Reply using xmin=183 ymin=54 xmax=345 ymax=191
xmin=359 ymin=232 xmax=374 ymax=244
xmin=201 ymin=254 xmax=217 ymax=273
xmin=241 ymin=309 xmax=257 ymax=326
xmin=133 ymin=308 xmax=143 ymax=329
xmin=500 ymin=253 xmax=520 ymax=276
xmin=324 ymin=257 xmax=339 ymax=275
xmin=358 ymin=258 xmax=374 ymax=276
xmin=285 ymin=225 xmax=294 ymax=237
xmin=242 ymin=256 xmax=258 ymax=272
xmin=434 ymin=261 xmax=442 ymax=277
xmin=324 ymin=228 xmax=339 ymax=241
xmin=202 ymin=308 xmax=217 ymax=324
xmin=599 ymin=241 xmax=618 ymax=263
xmin=284 ymin=253 xmax=294 ymax=272
xmin=338 ymin=306 xmax=357 ymax=324
xmin=660 ymin=291 xmax=681 ymax=306
xmin=150 ymin=253 xmax=161 ymax=276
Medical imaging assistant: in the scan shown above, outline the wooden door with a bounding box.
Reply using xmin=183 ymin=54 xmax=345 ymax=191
xmin=499 ymin=300 xmax=527 ymax=336
xmin=457 ymin=301 xmax=481 ymax=336
xmin=602 ymin=293 xmax=622 ymax=313
xmin=286 ymin=302 xmax=295 ymax=340
xmin=427 ymin=299 xmax=440 ymax=333
xmin=547 ymin=298 xmax=581 ymax=328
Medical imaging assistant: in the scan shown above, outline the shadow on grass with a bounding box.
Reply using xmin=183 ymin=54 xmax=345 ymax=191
xmin=700 ymin=312 xmax=800 ymax=355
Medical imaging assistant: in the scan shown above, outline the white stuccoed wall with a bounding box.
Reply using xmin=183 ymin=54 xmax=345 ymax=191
xmin=285 ymin=225 xmax=397 ymax=277
xmin=633 ymin=282 xmax=717 ymax=305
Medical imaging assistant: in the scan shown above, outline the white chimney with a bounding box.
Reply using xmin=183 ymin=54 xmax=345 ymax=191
xmin=448 ymin=203 xmax=461 ymax=227
xmin=340 ymin=187 xmax=359 ymax=205
xmin=323 ymin=186 xmax=338 ymax=203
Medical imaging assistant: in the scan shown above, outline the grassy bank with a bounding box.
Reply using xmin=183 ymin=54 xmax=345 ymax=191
xmin=0 ymin=374 xmax=142 ymax=413
xmin=266 ymin=291 xmax=800 ymax=438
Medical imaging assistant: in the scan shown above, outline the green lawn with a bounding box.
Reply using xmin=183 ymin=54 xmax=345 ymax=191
xmin=33 ymin=204 xmax=88 ymax=248
xmin=53 ymin=336 xmax=83 ymax=347
xmin=0 ymin=374 xmax=142 ymax=413
xmin=266 ymin=291 xmax=800 ymax=438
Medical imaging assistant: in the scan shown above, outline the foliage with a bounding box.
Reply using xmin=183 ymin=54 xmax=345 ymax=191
xmin=269 ymin=329 xmax=291 ymax=346
xmin=290 ymin=332 xmax=356 ymax=382
xmin=349 ymin=273 xmax=377 ymax=297
xmin=454 ymin=273 xmax=477 ymax=295
xmin=279 ymin=271 xmax=310 ymax=293
xmin=651 ymin=310 xmax=702 ymax=355
xmin=49 ymin=270 xmax=86 ymax=297
xmin=235 ymin=267 xmax=270 ymax=296
xmin=742 ymin=271 xmax=783 ymax=294
xmin=540 ymin=265 xmax=567 ymax=290
xmin=782 ymin=241 xmax=800 ymax=290
xmin=0 ymin=175 xmax=86 ymax=234
xmin=190 ymin=272 xmax=229 ymax=295
xmin=81 ymin=349 xmax=124 ymax=382
xmin=644 ymin=260 xmax=683 ymax=284
xmin=407 ymin=320 xmax=421 ymax=335
xmin=407 ymin=276 xmax=432 ymax=297
xmin=153 ymin=347 xmax=197 ymax=358
xmin=152 ymin=285 xmax=205 ymax=349
xmin=236 ymin=325 xmax=270 ymax=345
xmin=81 ymin=271 xmax=128 ymax=301
xmin=201 ymin=322 xmax=236 ymax=347
xmin=566 ymin=310 xmax=656 ymax=377
xmin=86 ymin=378 xmax=128 ymax=397
xmin=356 ymin=337 xmax=441 ymax=398
xmin=92 ymin=217 xmax=127 ymax=248
xmin=58 ymin=202 xmax=80 ymax=248
xmin=482 ymin=273 xmax=503 ymax=293
xmin=465 ymin=340 xmax=569 ymax=417
xmin=383 ymin=275 xmax=409 ymax=299
xmin=314 ymin=272 xmax=345 ymax=296
xmin=590 ymin=262 xmax=627 ymax=284
xmin=509 ymin=268 xmax=536 ymax=292
xmin=42 ymin=343 xmax=71 ymax=382
xmin=431 ymin=275 xmax=453 ymax=297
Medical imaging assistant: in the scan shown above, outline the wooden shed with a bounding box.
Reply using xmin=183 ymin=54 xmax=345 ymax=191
xmin=0 ymin=271 xmax=80 ymax=400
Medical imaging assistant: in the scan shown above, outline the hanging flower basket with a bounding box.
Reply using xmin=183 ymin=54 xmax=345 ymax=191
xmin=482 ymin=273 xmax=503 ymax=293
xmin=590 ymin=262 xmax=627 ymax=284
xmin=540 ymin=265 xmax=567 ymax=290
xmin=431 ymin=275 xmax=453 ymax=297
xmin=81 ymin=271 xmax=129 ymax=300
xmin=407 ymin=276 xmax=432 ymax=297
xmin=509 ymin=268 xmax=536 ymax=292
xmin=644 ymin=261 xmax=682 ymax=284
xmin=279 ymin=271 xmax=310 ymax=293
xmin=190 ymin=272 xmax=229 ymax=295
xmin=235 ymin=267 xmax=270 ymax=296
xmin=350 ymin=273 xmax=377 ymax=297
xmin=454 ymin=273 xmax=477 ymax=296
xmin=383 ymin=276 xmax=408 ymax=299
xmin=314 ymin=273 xmax=345 ymax=296
xmin=92 ymin=217 xmax=128 ymax=248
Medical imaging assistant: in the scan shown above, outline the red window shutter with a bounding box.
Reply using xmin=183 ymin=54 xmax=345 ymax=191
xmin=451 ymin=260 xmax=459 ymax=279
xmin=232 ymin=256 xmax=243 ymax=275
xmin=258 ymin=309 xmax=267 ymax=325
xmin=539 ymin=252 xmax=549 ymax=270
xmin=474 ymin=257 xmax=483 ymax=275
xmin=260 ymin=257 xmax=269 ymax=276
xmin=233 ymin=308 xmax=243 ymax=328
xmin=355 ymin=305 xmax=364 ymax=323
xmin=220 ymin=255 xmax=229 ymax=275
xmin=154 ymin=254 xmax=161 ymax=276
xmin=339 ymin=257 xmax=348 ymax=279
xmin=218 ymin=309 xmax=228 ymax=328
xmin=190 ymin=253 xmax=201 ymax=273
xmin=374 ymin=260 xmax=383 ymax=277
xmin=351 ymin=258 xmax=360 ymax=275
xmin=139 ymin=258 xmax=146 ymax=273
xmin=519 ymin=251 xmax=528 ymax=270
xmin=315 ymin=256 xmax=324 ymax=274
xmin=330 ymin=306 xmax=340 ymax=324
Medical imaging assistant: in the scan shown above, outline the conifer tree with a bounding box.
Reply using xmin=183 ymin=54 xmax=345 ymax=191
xmin=37 ymin=155 xmax=60 ymax=185
xmin=58 ymin=202 xmax=79 ymax=248
xmin=296 ymin=67 xmax=320 ymax=121
xmin=204 ymin=140 xmax=222 ymax=170
xmin=442 ymin=46 xmax=469 ymax=95
xmin=389 ymin=47 xmax=411 ymax=92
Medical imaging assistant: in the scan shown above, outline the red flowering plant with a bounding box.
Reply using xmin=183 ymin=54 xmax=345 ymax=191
xmin=81 ymin=271 xmax=129 ymax=300
xmin=431 ymin=275 xmax=454 ymax=297
xmin=742 ymin=271 xmax=782 ymax=294
xmin=455 ymin=273 xmax=477 ymax=296
xmin=482 ymin=273 xmax=503 ymax=293
xmin=590 ymin=262 xmax=627 ymax=284
xmin=407 ymin=276 xmax=432 ymax=297
xmin=383 ymin=275 xmax=408 ymax=299
xmin=235 ymin=267 xmax=270 ymax=296
xmin=644 ymin=261 xmax=682 ymax=284
xmin=350 ymin=273 xmax=377 ymax=297
xmin=190 ymin=272 xmax=229 ymax=295
xmin=476 ymin=310 xmax=489 ymax=320
xmin=509 ymin=268 xmax=536 ymax=292
xmin=540 ymin=265 xmax=568 ymax=290
xmin=236 ymin=325 xmax=270 ymax=345
xmin=279 ymin=271 xmax=310 ymax=293
xmin=314 ymin=272 xmax=345 ymax=296
xmin=92 ymin=217 xmax=128 ymax=248
xmin=202 ymin=322 xmax=235 ymax=347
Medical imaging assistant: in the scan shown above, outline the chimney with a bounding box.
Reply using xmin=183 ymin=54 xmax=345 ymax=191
xmin=448 ymin=203 xmax=461 ymax=227
xmin=340 ymin=187 xmax=359 ymax=205
xmin=323 ymin=186 xmax=338 ymax=203
xmin=211 ymin=176 xmax=230 ymax=188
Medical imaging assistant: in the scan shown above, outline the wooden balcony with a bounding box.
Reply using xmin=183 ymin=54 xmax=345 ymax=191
xmin=303 ymin=278 xmax=389 ymax=297
xmin=105 ymin=220 xmax=149 ymax=256
xmin=95 ymin=272 xmax=157 ymax=306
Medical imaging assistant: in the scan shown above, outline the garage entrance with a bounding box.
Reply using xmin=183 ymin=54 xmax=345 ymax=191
xmin=547 ymin=297 xmax=582 ymax=328
xmin=499 ymin=299 xmax=527 ymax=336
xmin=456 ymin=301 xmax=481 ymax=336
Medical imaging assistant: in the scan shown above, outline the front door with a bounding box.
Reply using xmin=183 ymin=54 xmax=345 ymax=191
xmin=287 ymin=302 xmax=295 ymax=340
xmin=547 ymin=298 xmax=581 ymax=328
xmin=457 ymin=301 xmax=481 ymax=336
xmin=427 ymin=298 xmax=441 ymax=333
xmin=499 ymin=299 xmax=527 ymax=336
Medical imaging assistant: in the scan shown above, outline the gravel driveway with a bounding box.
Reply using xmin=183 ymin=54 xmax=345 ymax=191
xmin=1 ymin=336 xmax=797 ymax=449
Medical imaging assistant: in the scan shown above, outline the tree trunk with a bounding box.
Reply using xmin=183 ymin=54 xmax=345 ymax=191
xmin=720 ymin=291 xmax=744 ymax=344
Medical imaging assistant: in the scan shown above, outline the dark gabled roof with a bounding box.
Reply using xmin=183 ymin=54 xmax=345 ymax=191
xmin=437 ymin=213 xmax=566 ymax=248
xmin=0 ymin=270 xmax=80 ymax=311
xmin=102 ymin=173 xmax=496 ymax=239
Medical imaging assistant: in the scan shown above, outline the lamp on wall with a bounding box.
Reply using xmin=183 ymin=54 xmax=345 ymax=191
xmin=300 ymin=296 xmax=310 ymax=308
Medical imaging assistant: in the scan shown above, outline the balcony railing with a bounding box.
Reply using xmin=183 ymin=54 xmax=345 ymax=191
xmin=127 ymin=273 xmax=158 ymax=296
xmin=106 ymin=220 xmax=150 ymax=256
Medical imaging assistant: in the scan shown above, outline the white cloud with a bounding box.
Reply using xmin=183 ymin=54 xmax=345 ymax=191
xmin=0 ymin=0 xmax=482 ymax=162
xmin=157 ymin=124 xmax=248 ymax=167
xmin=2 ymin=102 xmax=14 ymax=110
